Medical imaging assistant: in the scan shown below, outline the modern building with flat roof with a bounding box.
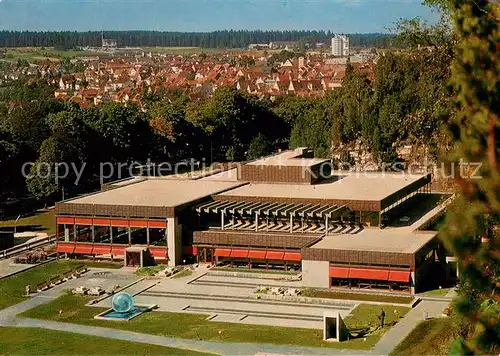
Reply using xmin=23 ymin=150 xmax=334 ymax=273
xmin=55 ymin=148 xmax=447 ymax=294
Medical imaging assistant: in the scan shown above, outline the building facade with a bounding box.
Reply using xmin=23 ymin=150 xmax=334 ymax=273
xmin=55 ymin=148 xmax=446 ymax=294
xmin=331 ymin=35 xmax=349 ymax=57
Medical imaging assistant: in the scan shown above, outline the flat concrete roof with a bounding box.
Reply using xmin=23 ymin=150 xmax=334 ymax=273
xmin=310 ymin=228 xmax=436 ymax=254
xmin=200 ymin=168 xmax=239 ymax=182
xmin=247 ymin=149 xmax=328 ymax=167
xmin=218 ymin=172 xmax=427 ymax=202
xmin=65 ymin=179 xmax=244 ymax=208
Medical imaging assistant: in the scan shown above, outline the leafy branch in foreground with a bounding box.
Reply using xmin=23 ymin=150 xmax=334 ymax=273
xmin=440 ymin=0 xmax=500 ymax=354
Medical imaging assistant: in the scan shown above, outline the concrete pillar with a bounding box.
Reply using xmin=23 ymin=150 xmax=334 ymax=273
xmin=302 ymin=260 xmax=330 ymax=288
xmin=255 ymin=212 xmax=258 ymax=232
xmin=325 ymin=216 xmax=329 ymax=236
xmin=410 ymin=271 xmax=416 ymax=295
xmin=128 ymin=226 xmax=132 ymax=245
xmin=64 ymin=224 xmax=69 ymax=242
xmin=146 ymin=226 xmax=150 ymax=245
xmin=110 ymin=226 xmax=113 ymax=244
xmin=290 ymin=215 xmax=293 ymax=233
xmin=91 ymin=226 xmax=95 ymax=243
xmin=167 ymin=217 xmax=181 ymax=266
xmin=221 ymin=212 xmax=225 ymax=230
xmin=73 ymin=224 xmax=77 ymax=241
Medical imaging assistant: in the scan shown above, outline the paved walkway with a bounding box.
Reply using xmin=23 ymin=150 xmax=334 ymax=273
xmin=372 ymin=300 xmax=449 ymax=355
xmin=0 ymin=258 xmax=35 ymax=278
xmin=11 ymin=317 xmax=370 ymax=356
xmin=0 ymin=263 xmax=453 ymax=355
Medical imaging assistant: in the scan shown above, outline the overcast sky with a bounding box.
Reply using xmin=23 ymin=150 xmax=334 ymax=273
xmin=0 ymin=0 xmax=439 ymax=32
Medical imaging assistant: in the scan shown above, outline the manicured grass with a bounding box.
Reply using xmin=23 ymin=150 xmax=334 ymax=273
xmin=76 ymin=260 xmax=124 ymax=270
xmin=20 ymin=294 xmax=410 ymax=350
xmin=135 ymin=265 xmax=166 ymax=276
xmin=0 ymin=327 xmax=213 ymax=355
xmin=419 ymin=287 xmax=452 ymax=297
xmin=212 ymin=267 xmax=300 ymax=275
xmin=390 ymin=318 xmax=455 ymax=356
xmin=301 ymin=288 xmax=414 ymax=304
xmin=0 ymin=210 xmax=56 ymax=236
xmin=172 ymin=269 xmax=193 ymax=279
xmin=0 ymin=259 xmax=82 ymax=310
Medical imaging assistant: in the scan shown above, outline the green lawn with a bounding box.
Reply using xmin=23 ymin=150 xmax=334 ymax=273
xmin=0 ymin=327 xmax=213 ymax=356
xmin=390 ymin=318 xmax=455 ymax=356
xmin=419 ymin=288 xmax=452 ymax=297
xmin=172 ymin=269 xmax=193 ymax=279
xmin=76 ymin=260 xmax=124 ymax=269
xmin=0 ymin=259 xmax=82 ymax=310
xmin=135 ymin=265 xmax=166 ymax=276
xmin=20 ymin=294 xmax=410 ymax=350
xmin=3 ymin=47 xmax=102 ymax=62
xmin=0 ymin=210 xmax=56 ymax=235
xmin=301 ymin=288 xmax=414 ymax=304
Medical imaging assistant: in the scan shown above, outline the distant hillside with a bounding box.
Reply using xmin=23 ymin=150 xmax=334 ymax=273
xmin=0 ymin=30 xmax=394 ymax=49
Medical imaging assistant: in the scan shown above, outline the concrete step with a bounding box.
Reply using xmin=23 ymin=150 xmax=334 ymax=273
xmin=141 ymin=290 xmax=354 ymax=309
xmin=185 ymin=305 xmax=324 ymax=322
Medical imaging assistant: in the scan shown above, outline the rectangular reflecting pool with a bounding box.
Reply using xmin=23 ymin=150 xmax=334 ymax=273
xmin=94 ymin=305 xmax=157 ymax=321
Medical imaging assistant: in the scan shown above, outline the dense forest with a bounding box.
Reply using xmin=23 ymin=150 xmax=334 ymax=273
xmin=0 ymin=40 xmax=453 ymax=207
xmin=0 ymin=30 xmax=394 ymax=49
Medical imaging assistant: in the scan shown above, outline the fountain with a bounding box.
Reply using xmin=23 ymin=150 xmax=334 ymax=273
xmin=94 ymin=292 xmax=156 ymax=321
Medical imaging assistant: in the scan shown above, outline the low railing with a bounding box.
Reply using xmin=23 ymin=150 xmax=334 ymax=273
xmin=0 ymin=234 xmax=57 ymax=259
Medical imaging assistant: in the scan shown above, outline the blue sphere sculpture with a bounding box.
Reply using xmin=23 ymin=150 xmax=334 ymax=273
xmin=111 ymin=292 xmax=134 ymax=313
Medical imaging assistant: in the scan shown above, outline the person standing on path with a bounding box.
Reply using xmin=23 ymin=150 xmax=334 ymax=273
xmin=378 ymin=309 xmax=386 ymax=328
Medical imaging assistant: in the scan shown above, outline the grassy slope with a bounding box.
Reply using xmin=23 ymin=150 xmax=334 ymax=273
xmin=20 ymin=294 xmax=410 ymax=350
xmin=0 ymin=327 xmax=213 ymax=356
xmin=0 ymin=260 xmax=82 ymax=309
xmin=172 ymin=269 xmax=193 ymax=279
xmin=419 ymin=288 xmax=452 ymax=297
xmin=0 ymin=210 xmax=56 ymax=235
xmin=390 ymin=318 xmax=455 ymax=356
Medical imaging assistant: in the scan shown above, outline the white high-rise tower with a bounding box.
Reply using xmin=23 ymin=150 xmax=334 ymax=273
xmin=331 ymin=35 xmax=349 ymax=57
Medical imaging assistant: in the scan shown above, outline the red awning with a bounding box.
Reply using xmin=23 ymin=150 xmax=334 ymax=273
xmin=111 ymin=245 xmax=127 ymax=256
xmin=330 ymin=266 xmax=350 ymax=278
xmin=148 ymin=220 xmax=167 ymax=229
xmin=129 ymin=220 xmax=148 ymax=228
xmin=389 ymin=270 xmax=411 ymax=283
xmin=92 ymin=244 xmax=111 ymax=255
xmin=111 ymin=219 xmax=129 ymax=227
xmin=248 ymin=250 xmax=267 ymax=259
xmin=266 ymin=251 xmax=285 ymax=260
xmin=57 ymin=217 xmax=75 ymax=225
xmin=214 ymin=248 xmax=231 ymax=257
xmin=75 ymin=217 xmax=93 ymax=225
xmin=230 ymin=249 xmax=249 ymax=258
xmin=74 ymin=243 xmax=93 ymax=254
xmin=56 ymin=242 xmax=75 ymax=253
xmin=283 ymin=252 xmax=301 ymax=261
xmin=149 ymin=247 xmax=167 ymax=259
xmin=93 ymin=218 xmax=111 ymax=226
xmin=349 ymin=267 xmax=390 ymax=281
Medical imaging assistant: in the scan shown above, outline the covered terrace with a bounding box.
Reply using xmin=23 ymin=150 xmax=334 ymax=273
xmin=195 ymin=200 xmax=351 ymax=235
